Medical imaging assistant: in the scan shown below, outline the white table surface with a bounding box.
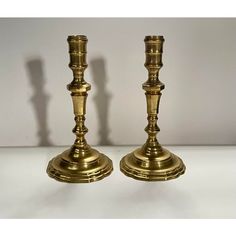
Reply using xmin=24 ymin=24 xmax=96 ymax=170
xmin=0 ymin=146 xmax=235 ymax=219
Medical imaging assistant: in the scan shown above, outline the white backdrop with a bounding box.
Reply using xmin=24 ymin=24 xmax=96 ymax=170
xmin=0 ymin=18 xmax=236 ymax=146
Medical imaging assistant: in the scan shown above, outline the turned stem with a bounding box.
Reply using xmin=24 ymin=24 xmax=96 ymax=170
xmin=67 ymin=35 xmax=91 ymax=152
xmin=142 ymin=35 xmax=165 ymax=155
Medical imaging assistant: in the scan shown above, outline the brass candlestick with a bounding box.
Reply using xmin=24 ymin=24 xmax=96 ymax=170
xmin=47 ymin=35 xmax=113 ymax=183
xmin=120 ymin=35 xmax=186 ymax=181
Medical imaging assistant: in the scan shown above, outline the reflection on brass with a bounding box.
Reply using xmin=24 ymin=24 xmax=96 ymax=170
xmin=47 ymin=35 xmax=113 ymax=183
xmin=120 ymin=36 xmax=186 ymax=181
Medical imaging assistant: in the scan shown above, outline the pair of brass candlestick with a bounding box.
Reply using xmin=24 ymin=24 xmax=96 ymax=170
xmin=46 ymin=35 xmax=186 ymax=183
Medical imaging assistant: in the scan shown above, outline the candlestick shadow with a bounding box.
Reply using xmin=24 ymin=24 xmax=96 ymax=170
xmin=25 ymin=58 xmax=53 ymax=146
xmin=90 ymin=58 xmax=113 ymax=145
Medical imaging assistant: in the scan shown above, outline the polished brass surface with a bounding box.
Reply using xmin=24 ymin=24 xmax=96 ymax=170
xmin=47 ymin=35 xmax=113 ymax=183
xmin=120 ymin=35 xmax=186 ymax=181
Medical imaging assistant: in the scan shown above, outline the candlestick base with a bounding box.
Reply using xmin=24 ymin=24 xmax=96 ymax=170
xmin=120 ymin=147 xmax=185 ymax=181
xmin=47 ymin=146 xmax=113 ymax=183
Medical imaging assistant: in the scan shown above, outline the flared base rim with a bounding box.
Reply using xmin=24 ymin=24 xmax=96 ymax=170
xmin=47 ymin=148 xmax=113 ymax=183
xmin=120 ymin=148 xmax=186 ymax=181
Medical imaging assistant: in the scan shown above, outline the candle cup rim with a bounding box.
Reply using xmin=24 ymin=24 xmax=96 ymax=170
xmin=144 ymin=35 xmax=164 ymax=41
xmin=67 ymin=35 xmax=87 ymax=41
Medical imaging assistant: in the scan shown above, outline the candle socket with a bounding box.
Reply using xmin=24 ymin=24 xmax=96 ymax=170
xmin=120 ymin=36 xmax=186 ymax=181
xmin=46 ymin=35 xmax=113 ymax=183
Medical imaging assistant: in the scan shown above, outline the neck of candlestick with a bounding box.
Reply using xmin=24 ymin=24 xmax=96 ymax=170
xmin=72 ymin=69 xmax=85 ymax=83
xmin=148 ymin=72 xmax=158 ymax=83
